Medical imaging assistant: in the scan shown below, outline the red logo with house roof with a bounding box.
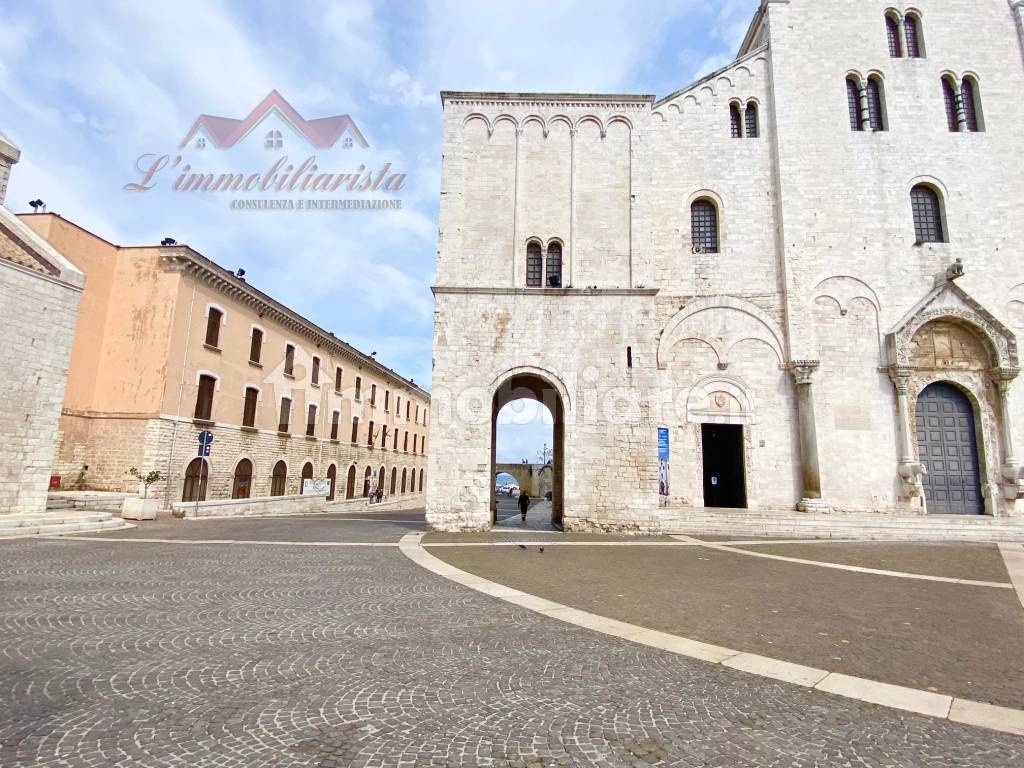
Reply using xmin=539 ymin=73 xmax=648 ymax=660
xmin=178 ymin=90 xmax=369 ymax=150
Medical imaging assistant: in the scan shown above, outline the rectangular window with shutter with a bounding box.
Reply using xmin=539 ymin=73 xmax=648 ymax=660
xmin=243 ymin=387 xmax=258 ymax=427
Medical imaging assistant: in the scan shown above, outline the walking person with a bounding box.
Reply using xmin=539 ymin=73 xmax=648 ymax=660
xmin=518 ymin=491 xmax=531 ymax=523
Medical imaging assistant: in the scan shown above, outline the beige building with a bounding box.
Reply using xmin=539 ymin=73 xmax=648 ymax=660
xmin=20 ymin=213 xmax=429 ymax=510
xmin=428 ymin=0 xmax=1024 ymax=533
xmin=0 ymin=135 xmax=85 ymax=515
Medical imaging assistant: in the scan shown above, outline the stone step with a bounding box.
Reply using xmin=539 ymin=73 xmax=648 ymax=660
xmin=659 ymin=512 xmax=1024 ymax=543
xmin=0 ymin=513 xmax=133 ymax=538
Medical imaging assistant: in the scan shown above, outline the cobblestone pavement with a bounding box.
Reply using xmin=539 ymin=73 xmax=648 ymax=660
xmin=1 ymin=517 xmax=1022 ymax=767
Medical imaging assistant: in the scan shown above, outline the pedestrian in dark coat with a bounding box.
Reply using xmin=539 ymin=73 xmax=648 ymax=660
xmin=518 ymin=492 xmax=530 ymax=522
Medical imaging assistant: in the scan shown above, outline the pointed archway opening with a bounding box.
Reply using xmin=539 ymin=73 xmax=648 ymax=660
xmin=490 ymin=373 xmax=564 ymax=530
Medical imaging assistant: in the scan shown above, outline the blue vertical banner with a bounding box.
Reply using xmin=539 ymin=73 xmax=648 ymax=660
xmin=657 ymin=427 xmax=670 ymax=505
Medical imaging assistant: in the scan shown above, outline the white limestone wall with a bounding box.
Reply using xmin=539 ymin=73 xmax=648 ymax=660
xmin=0 ymin=261 xmax=81 ymax=514
xmin=427 ymin=289 xmax=660 ymax=531
xmin=765 ymin=0 xmax=1024 ymax=512
xmin=438 ymin=94 xmax=650 ymax=291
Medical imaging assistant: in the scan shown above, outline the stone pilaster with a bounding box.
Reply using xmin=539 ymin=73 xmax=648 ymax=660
xmin=993 ymin=367 xmax=1024 ymax=500
xmin=0 ymin=132 xmax=21 ymax=208
xmin=887 ymin=366 xmax=926 ymax=501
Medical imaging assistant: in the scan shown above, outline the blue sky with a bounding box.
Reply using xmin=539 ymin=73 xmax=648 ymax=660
xmin=0 ymin=0 xmax=757 ymax=460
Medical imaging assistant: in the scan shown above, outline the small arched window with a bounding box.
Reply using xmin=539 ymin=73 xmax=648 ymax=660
xmin=351 ymin=416 xmax=359 ymax=443
xmin=183 ymin=458 xmax=208 ymax=502
xmin=327 ymin=464 xmax=337 ymax=501
xmin=390 ymin=467 xmax=397 ymax=494
xmin=546 ymin=242 xmax=562 ymax=287
xmin=419 ymin=468 xmax=425 ymax=492
xmin=401 ymin=468 xmax=408 ymax=494
xmin=866 ymin=76 xmax=886 ymax=131
xmin=910 ymin=184 xmax=945 ymax=244
xmin=886 ymin=14 xmax=902 ymax=57
xmin=729 ymin=102 xmax=742 ymax=138
xmin=271 ymin=460 xmax=287 ymax=496
xmin=942 ymin=77 xmax=960 ymax=132
xmin=526 ymin=242 xmax=542 ymax=287
xmin=961 ymin=77 xmax=982 ymax=132
xmin=690 ymin=199 xmax=719 ymax=254
xmin=846 ymin=77 xmax=863 ymax=131
xmin=205 ymin=307 xmax=222 ymax=347
xmin=265 ymin=130 xmax=283 ymax=149
xmin=744 ymin=102 xmax=759 ymax=138
xmin=300 ymin=462 xmax=313 ymax=494
xmin=232 ymin=458 xmax=252 ymax=499
xmin=346 ymin=465 xmax=357 ymax=499
xmin=367 ymin=420 xmax=375 ymax=447
xmin=904 ymin=14 xmax=923 ymax=58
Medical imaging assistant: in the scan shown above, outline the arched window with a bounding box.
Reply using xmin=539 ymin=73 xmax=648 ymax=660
xmin=961 ymin=77 xmax=982 ymax=132
xmin=526 ymin=242 xmax=542 ymax=287
xmin=904 ymin=14 xmax=922 ymax=58
xmin=243 ymin=387 xmax=258 ymax=428
xmin=182 ymin=458 xmax=208 ymax=502
xmin=351 ymin=416 xmax=359 ymax=443
xmin=846 ymin=77 xmax=863 ymax=131
xmin=367 ymin=420 xmax=375 ymax=447
xmin=362 ymin=466 xmax=372 ymax=497
xmin=419 ymin=468 xmax=424 ymax=492
xmin=866 ymin=76 xmax=886 ymax=131
xmin=205 ymin=307 xmax=222 ymax=347
xmin=346 ymin=465 xmax=356 ymax=499
xmin=232 ymin=459 xmax=252 ymax=499
xmin=546 ymin=242 xmax=562 ymax=288
xmin=401 ymin=468 xmax=408 ymax=494
xmin=265 ymin=130 xmax=283 ymax=149
xmin=942 ymin=77 xmax=959 ymax=132
xmin=910 ymin=184 xmax=945 ymax=243
xmin=690 ymin=199 xmax=719 ymax=254
xmin=377 ymin=465 xmax=385 ymax=491
xmin=744 ymin=102 xmax=759 ymax=138
xmin=394 ymin=428 xmax=400 ymax=449
xmin=271 ymin=460 xmax=287 ymax=496
xmin=403 ymin=433 xmax=409 ymax=452
xmin=195 ymin=375 xmax=216 ymax=421
xmin=729 ymin=102 xmax=742 ymax=138
xmin=326 ymin=464 xmax=337 ymax=501
xmin=390 ymin=467 xmax=397 ymax=494
xmin=886 ymin=14 xmax=902 ymax=57
xmin=306 ymin=404 xmax=317 ymax=437
xmin=300 ymin=462 xmax=313 ymax=494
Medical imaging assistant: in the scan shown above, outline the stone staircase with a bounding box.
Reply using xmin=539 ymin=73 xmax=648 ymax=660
xmin=0 ymin=511 xmax=133 ymax=538
xmin=659 ymin=508 xmax=1024 ymax=543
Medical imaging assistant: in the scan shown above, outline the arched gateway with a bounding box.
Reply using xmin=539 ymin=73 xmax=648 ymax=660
xmin=490 ymin=371 xmax=565 ymax=527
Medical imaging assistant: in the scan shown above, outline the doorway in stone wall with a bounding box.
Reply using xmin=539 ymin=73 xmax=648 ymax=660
xmin=490 ymin=372 xmax=564 ymax=530
xmin=701 ymin=424 xmax=747 ymax=508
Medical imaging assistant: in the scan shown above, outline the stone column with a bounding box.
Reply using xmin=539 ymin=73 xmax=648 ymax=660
xmin=787 ymin=361 xmax=829 ymax=512
xmin=887 ymin=366 xmax=926 ymax=501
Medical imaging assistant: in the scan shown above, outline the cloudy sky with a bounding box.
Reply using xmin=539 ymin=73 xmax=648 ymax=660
xmin=1 ymin=0 xmax=757 ymax=462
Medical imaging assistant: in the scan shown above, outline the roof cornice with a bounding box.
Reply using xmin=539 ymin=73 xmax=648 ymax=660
xmin=441 ymin=91 xmax=654 ymax=108
xmin=162 ymin=246 xmax=430 ymax=399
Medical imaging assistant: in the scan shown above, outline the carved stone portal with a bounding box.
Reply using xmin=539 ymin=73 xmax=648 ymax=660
xmin=885 ymin=281 xmax=1022 ymax=512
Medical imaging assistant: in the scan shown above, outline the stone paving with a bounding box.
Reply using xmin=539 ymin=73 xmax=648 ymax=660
xmin=0 ymin=511 xmax=1022 ymax=766
xmin=433 ymin=541 xmax=1024 ymax=710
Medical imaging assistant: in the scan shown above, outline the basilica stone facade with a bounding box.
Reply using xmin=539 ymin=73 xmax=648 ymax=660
xmin=427 ymin=0 xmax=1024 ymax=532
